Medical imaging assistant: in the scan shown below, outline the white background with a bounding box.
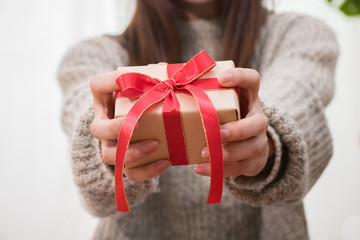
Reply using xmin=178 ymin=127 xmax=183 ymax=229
xmin=0 ymin=0 xmax=359 ymax=239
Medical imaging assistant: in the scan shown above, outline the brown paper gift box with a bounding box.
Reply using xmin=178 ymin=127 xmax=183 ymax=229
xmin=115 ymin=61 xmax=240 ymax=169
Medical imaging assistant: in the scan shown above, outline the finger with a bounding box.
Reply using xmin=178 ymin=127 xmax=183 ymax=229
xmin=101 ymin=139 xmax=157 ymax=165
xmin=220 ymin=113 xmax=268 ymax=142
xmin=218 ymin=68 xmax=260 ymax=96
xmin=124 ymin=160 xmax=170 ymax=181
xmin=222 ymin=135 xmax=268 ymax=162
xmin=90 ymin=71 xmax=122 ymax=114
xmin=201 ymin=134 xmax=268 ymax=162
xmin=125 ymin=140 xmax=159 ymax=164
xmin=246 ymin=97 xmax=263 ymax=115
xmin=223 ymin=155 xmax=267 ymax=177
xmin=101 ymin=140 xmax=117 ymax=165
xmin=90 ymin=71 xmax=122 ymax=96
xmin=195 ymin=153 xmax=267 ymax=177
xmin=218 ymin=68 xmax=260 ymax=110
xmin=91 ymin=118 xmax=123 ymax=140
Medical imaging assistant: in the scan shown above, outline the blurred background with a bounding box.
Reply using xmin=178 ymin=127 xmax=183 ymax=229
xmin=0 ymin=0 xmax=359 ymax=239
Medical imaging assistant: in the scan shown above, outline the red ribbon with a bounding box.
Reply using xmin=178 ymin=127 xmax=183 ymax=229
xmin=115 ymin=51 xmax=225 ymax=212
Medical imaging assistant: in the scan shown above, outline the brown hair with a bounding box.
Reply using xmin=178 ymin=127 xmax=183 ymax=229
xmin=118 ymin=0 xmax=266 ymax=67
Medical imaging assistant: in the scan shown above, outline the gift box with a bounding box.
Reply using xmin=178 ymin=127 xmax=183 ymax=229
xmin=114 ymin=51 xmax=240 ymax=212
xmin=114 ymin=61 xmax=240 ymax=168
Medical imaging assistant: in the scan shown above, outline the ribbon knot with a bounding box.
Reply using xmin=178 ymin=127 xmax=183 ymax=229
xmin=163 ymin=78 xmax=176 ymax=89
xmin=114 ymin=51 xmax=225 ymax=212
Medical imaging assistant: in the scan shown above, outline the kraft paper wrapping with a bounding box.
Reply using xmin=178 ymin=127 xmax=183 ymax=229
xmin=115 ymin=61 xmax=240 ymax=168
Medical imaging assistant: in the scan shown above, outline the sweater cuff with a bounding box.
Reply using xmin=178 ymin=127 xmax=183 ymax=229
xmin=71 ymin=105 xmax=160 ymax=217
xmin=224 ymin=101 xmax=307 ymax=206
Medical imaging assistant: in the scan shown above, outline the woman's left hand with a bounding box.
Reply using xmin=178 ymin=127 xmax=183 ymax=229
xmin=195 ymin=68 xmax=274 ymax=177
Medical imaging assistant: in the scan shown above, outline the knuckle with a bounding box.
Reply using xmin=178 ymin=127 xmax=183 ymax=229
xmin=255 ymin=157 xmax=265 ymax=172
xmin=232 ymin=165 xmax=243 ymax=177
xmin=89 ymin=75 xmax=100 ymax=92
xmin=252 ymin=70 xmax=261 ymax=82
xmin=116 ymin=117 xmax=124 ymax=127
xmin=245 ymin=168 xmax=261 ymax=177
xmin=255 ymin=114 xmax=268 ymax=132
xmin=262 ymin=115 xmax=269 ymax=130
xmin=233 ymin=68 xmax=243 ymax=75
xmin=262 ymin=135 xmax=269 ymax=149
xmin=250 ymin=138 xmax=263 ymax=156
xmin=89 ymin=74 xmax=105 ymax=93
xmin=126 ymin=147 xmax=145 ymax=163
xmin=124 ymin=167 xmax=145 ymax=181
xmin=123 ymin=172 xmax=132 ymax=180
xmin=236 ymin=125 xmax=246 ymax=140
xmin=123 ymin=171 xmax=138 ymax=181
xmin=144 ymin=166 xmax=155 ymax=180
xmin=102 ymin=147 xmax=114 ymax=165
xmin=230 ymin=68 xmax=243 ymax=81
xmin=90 ymin=121 xmax=99 ymax=138
xmin=231 ymin=122 xmax=242 ymax=139
xmin=129 ymin=174 xmax=141 ymax=181
xmin=223 ymin=123 xmax=236 ymax=141
xmin=237 ymin=68 xmax=246 ymax=80
xmin=222 ymin=148 xmax=231 ymax=161
xmin=244 ymin=160 xmax=263 ymax=177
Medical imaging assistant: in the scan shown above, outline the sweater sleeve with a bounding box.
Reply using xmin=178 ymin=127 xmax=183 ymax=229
xmin=57 ymin=36 xmax=160 ymax=217
xmin=224 ymin=13 xmax=339 ymax=206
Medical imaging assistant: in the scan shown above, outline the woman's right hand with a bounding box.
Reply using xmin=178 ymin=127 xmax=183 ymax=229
xmin=89 ymin=71 xmax=170 ymax=181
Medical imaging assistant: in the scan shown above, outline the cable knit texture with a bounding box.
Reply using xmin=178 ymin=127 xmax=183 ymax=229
xmin=57 ymin=12 xmax=338 ymax=240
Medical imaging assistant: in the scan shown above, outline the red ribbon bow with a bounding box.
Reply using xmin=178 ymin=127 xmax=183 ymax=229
xmin=115 ymin=51 xmax=224 ymax=212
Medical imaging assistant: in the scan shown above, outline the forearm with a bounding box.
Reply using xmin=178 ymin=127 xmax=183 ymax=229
xmin=71 ymin=106 xmax=160 ymax=217
xmin=224 ymin=13 xmax=338 ymax=205
xmin=57 ymin=36 xmax=161 ymax=216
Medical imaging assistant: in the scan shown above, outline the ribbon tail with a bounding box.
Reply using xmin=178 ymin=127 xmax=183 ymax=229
xmin=183 ymin=85 xmax=223 ymax=204
xmin=115 ymin=85 xmax=170 ymax=212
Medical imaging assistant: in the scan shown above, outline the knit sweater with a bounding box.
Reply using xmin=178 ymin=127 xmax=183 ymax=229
xmin=57 ymin=12 xmax=338 ymax=240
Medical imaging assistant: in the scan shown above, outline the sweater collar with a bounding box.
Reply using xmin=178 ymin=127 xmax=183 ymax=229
xmin=176 ymin=17 xmax=223 ymax=62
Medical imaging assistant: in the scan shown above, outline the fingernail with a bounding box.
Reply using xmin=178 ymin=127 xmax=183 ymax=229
xmin=154 ymin=160 xmax=170 ymax=172
xmin=194 ymin=164 xmax=208 ymax=175
xmin=218 ymin=72 xmax=232 ymax=85
xmin=220 ymin=128 xmax=228 ymax=139
xmin=141 ymin=140 xmax=158 ymax=153
xmin=202 ymin=148 xmax=209 ymax=159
